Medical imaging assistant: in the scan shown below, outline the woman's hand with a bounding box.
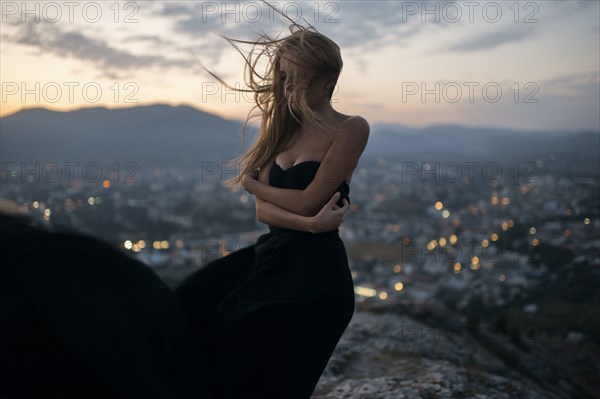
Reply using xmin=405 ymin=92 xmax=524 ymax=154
xmin=242 ymin=170 xmax=259 ymax=194
xmin=310 ymin=192 xmax=350 ymax=233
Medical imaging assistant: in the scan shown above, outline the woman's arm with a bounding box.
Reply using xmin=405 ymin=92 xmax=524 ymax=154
xmin=243 ymin=116 xmax=369 ymax=217
xmin=251 ymin=161 xmax=349 ymax=233
xmin=255 ymin=193 xmax=348 ymax=233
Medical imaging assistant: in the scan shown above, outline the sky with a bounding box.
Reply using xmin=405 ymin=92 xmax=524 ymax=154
xmin=1 ymin=0 xmax=599 ymax=131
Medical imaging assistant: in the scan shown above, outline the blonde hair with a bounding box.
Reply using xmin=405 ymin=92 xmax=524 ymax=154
xmin=200 ymin=8 xmax=343 ymax=188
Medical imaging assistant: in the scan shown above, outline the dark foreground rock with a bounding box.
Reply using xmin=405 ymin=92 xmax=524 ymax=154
xmin=311 ymin=303 xmax=589 ymax=399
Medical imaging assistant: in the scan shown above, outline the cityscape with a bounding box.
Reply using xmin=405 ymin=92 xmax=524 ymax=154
xmin=1 ymin=105 xmax=599 ymax=398
xmin=3 ymin=147 xmax=598 ymax=338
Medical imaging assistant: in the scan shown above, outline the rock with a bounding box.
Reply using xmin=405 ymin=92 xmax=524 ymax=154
xmin=312 ymin=310 xmax=563 ymax=399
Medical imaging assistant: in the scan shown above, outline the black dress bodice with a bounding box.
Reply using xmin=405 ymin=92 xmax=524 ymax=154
xmin=269 ymin=160 xmax=350 ymax=208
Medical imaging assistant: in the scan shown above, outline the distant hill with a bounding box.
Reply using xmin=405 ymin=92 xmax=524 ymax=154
xmin=0 ymin=104 xmax=248 ymax=177
xmin=1 ymin=104 xmax=598 ymax=176
xmin=367 ymin=122 xmax=600 ymax=162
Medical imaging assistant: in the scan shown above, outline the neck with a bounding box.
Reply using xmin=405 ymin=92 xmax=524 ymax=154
xmin=309 ymin=100 xmax=336 ymax=121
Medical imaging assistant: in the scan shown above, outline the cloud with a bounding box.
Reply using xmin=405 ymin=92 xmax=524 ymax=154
xmin=4 ymin=19 xmax=190 ymax=79
xmin=546 ymin=0 xmax=598 ymax=19
xmin=122 ymin=34 xmax=175 ymax=46
xmin=0 ymin=1 xmax=461 ymax=78
xmin=149 ymin=1 xmax=447 ymax=50
xmin=541 ymin=71 xmax=600 ymax=97
xmin=144 ymin=0 xmax=448 ymax=75
xmin=447 ymin=27 xmax=536 ymax=52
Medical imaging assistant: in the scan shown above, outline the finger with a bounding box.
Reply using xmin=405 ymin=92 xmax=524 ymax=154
xmin=332 ymin=206 xmax=349 ymax=217
xmin=340 ymin=199 xmax=350 ymax=211
xmin=330 ymin=198 xmax=348 ymax=212
xmin=328 ymin=192 xmax=341 ymax=206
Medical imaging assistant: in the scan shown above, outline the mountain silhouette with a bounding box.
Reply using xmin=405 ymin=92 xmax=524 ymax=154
xmin=1 ymin=104 xmax=598 ymax=175
xmin=0 ymin=104 xmax=247 ymax=177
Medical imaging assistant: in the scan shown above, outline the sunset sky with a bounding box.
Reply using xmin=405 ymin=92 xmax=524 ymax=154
xmin=1 ymin=0 xmax=598 ymax=131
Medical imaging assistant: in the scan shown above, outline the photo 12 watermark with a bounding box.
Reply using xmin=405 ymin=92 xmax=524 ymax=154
xmin=198 ymin=1 xmax=339 ymax=24
xmin=401 ymin=81 xmax=540 ymax=104
xmin=396 ymin=318 xmax=539 ymax=344
xmin=1 ymin=161 xmax=142 ymax=184
xmin=397 ymin=238 xmax=531 ymax=266
xmin=200 ymin=81 xmax=340 ymax=105
xmin=1 ymin=82 xmax=140 ymax=105
xmin=1 ymin=1 xmax=141 ymax=24
xmin=399 ymin=1 xmax=540 ymax=24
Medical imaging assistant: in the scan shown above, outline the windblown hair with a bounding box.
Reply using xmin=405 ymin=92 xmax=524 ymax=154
xmin=200 ymin=7 xmax=343 ymax=188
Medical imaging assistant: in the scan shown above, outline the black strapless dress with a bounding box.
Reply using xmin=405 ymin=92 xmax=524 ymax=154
xmin=0 ymin=161 xmax=354 ymax=399
xmin=175 ymin=160 xmax=355 ymax=399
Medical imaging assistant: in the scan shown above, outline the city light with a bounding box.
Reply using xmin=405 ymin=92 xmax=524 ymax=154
xmin=354 ymin=286 xmax=377 ymax=298
xmin=449 ymin=234 xmax=458 ymax=245
xmin=471 ymin=256 xmax=480 ymax=270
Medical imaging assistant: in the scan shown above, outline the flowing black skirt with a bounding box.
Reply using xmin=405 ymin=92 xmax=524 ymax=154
xmin=0 ymin=214 xmax=355 ymax=399
xmin=175 ymin=227 xmax=355 ymax=399
xmin=0 ymin=213 xmax=215 ymax=399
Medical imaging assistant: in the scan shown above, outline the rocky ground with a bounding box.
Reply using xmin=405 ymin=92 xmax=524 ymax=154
xmin=310 ymin=300 xmax=599 ymax=399
xmin=158 ymin=267 xmax=599 ymax=399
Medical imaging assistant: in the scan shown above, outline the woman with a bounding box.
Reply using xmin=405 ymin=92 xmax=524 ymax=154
xmin=175 ymin=22 xmax=369 ymax=399
xmin=0 ymin=20 xmax=367 ymax=399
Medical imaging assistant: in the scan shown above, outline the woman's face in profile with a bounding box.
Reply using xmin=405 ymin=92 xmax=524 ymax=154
xmin=279 ymin=54 xmax=328 ymax=109
xmin=278 ymin=55 xmax=297 ymax=100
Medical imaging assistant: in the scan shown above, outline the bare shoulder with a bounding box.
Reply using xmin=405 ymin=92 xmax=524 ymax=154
xmin=338 ymin=115 xmax=370 ymax=144
xmin=344 ymin=115 xmax=370 ymax=133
